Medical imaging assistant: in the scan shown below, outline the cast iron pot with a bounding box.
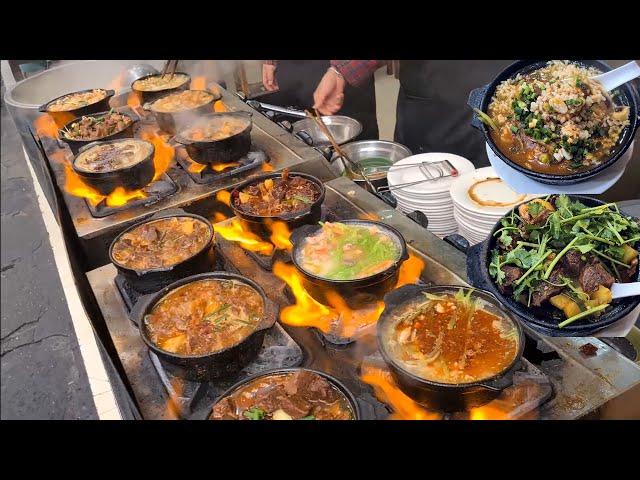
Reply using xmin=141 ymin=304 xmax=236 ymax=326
xmin=466 ymin=195 xmax=640 ymax=337
xmin=71 ymin=138 xmax=155 ymax=196
xmin=131 ymin=72 xmax=191 ymax=105
xmin=175 ymin=112 xmax=252 ymax=164
xmin=208 ymin=367 xmax=361 ymax=420
xmin=468 ymin=60 xmax=640 ymax=185
xmin=144 ymin=89 xmax=221 ymax=135
xmin=109 ymin=209 xmax=215 ymax=294
xmin=230 ymin=171 xmax=326 ymax=237
xmin=290 ymin=219 xmax=409 ymax=304
xmin=377 ymin=284 xmax=525 ymax=411
xmin=133 ymin=271 xmax=277 ymax=381
xmin=58 ymin=110 xmax=138 ymax=155
xmin=39 ymin=88 xmax=115 ymax=128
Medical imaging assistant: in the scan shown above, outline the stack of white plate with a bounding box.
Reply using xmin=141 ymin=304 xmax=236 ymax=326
xmin=387 ymin=153 xmax=475 ymax=237
xmin=450 ymin=167 xmax=535 ymax=245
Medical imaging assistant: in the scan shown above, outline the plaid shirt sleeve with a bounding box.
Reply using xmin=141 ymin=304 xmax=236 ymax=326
xmin=330 ymin=60 xmax=382 ymax=86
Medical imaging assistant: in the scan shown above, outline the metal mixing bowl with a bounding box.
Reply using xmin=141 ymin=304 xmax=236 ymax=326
xmin=292 ymin=115 xmax=363 ymax=147
xmin=331 ymin=140 xmax=412 ymax=182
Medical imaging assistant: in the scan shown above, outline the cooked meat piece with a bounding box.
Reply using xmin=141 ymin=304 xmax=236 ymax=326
xmin=531 ymin=268 xmax=565 ymax=307
xmin=562 ymin=249 xmax=586 ymax=278
xmin=278 ymin=395 xmax=312 ymax=418
xmin=579 ymin=343 xmax=598 ymax=357
xmin=211 ymin=397 xmax=235 ymax=419
xmin=579 ymin=258 xmax=615 ymax=293
xmin=497 ymin=265 xmax=524 ymax=294
xmin=618 ymin=257 xmax=638 ymax=283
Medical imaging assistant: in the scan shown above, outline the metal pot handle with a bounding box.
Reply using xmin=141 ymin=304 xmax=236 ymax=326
xmin=129 ymin=292 xmax=156 ymax=327
xmin=295 ymin=130 xmax=315 ymax=146
xmin=477 ymin=364 xmax=518 ymax=391
xmin=468 ymin=84 xmax=489 ymax=130
xmin=443 ymin=234 xmax=470 ymax=254
xmin=406 ymin=211 xmax=429 ymax=230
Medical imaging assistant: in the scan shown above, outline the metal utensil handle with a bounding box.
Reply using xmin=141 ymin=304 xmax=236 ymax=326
xmin=252 ymin=101 xmax=308 ymax=118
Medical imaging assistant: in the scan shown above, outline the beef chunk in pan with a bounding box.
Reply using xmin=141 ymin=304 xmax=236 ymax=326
xmin=562 ymin=249 xmax=586 ymax=278
xmin=531 ymin=268 xmax=565 ymax=307
xmin=497 ymin=265 xmax=524 ymax=295
xmin=579 ymin=258 xmax=615 ymax=293
xmin=617 ymin=257 xmax=638 ymax=284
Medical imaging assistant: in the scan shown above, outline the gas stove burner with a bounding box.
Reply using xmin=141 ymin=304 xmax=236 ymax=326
xmin=175 ymin=147 xmax=268 ymax=184
xmin=361 ymin=353 xmax=553 ymax=419
xmin=149 ymin=323 xmax=304 ymax=419
xmin=85 ymin=173 xmax=178 ymax=218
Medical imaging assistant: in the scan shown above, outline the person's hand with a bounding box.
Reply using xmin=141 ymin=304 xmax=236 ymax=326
xmin=262 ymin=63 xmax=278 ymax=91
xmin=313 ymin=68 xmax=346 ymax=115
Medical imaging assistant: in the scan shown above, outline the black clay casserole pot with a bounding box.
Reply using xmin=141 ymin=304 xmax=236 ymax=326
xmin=466 ymin=195 xmax=640 ymax=337
xmin=39 ymin=88 xmax=115 ymax=128
xmin=131 ymin=72 xmax=191 ymax=105
xmin=175 ymin=112 xmax=252 ymax=164
xmin=58 ymin=110 xmax=138 ymax=155
xmin=377 ymin=285 xmax=525 ymax=411
xmin=230 ymin=171 xmax=326 ymax=236
xmin=290 ymin=219 xmax=409 ymax=302
xmin=208 ymin=367 xmax=361 ymax=420
xmin=468 ymin=60 xmax=640 ymax=185
xmin=144 ymin=89 xmax=221 ymax=135
xmin=133 ymin=272 xmax=277 ymax=381
xmin=109 ymin=209 xmax=215 ymax=294
xmin=72 ymin=138 xmax=155 ymax=196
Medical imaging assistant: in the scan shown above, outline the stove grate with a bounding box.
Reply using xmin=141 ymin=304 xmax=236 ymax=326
xmin=175 ymin=147 xmax=268 ymax=184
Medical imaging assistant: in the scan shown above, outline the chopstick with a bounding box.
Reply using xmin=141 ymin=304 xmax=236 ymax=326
xmin=305 ymin=109 xmax=378 ymax=193
xmin=162 ymin=60 xmax=178 ymax=80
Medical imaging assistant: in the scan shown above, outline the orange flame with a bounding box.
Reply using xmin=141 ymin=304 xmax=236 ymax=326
xmin=216 ymin=190 xmax=231 ymax=206
xmin=273 ymin=261 xmax=333 ymax=332
xmin=359 ymin=212 xmax=380 ymax=221
xmin=214 ymin=101 xmax=227 ymax=112
xmin=191 ymin=76 xmax=206 ymax=90
xmin=127 ymin=91 xmax=141 ymax=109
xmin=361 ymin=364 xmax=442 ymax=420
xmin=215 ymin=218 xmax=274 ymax=255
xmin=61 ymin=127 xmax=173 ymax=207
xmin=212 ymin=212 xmax=228 ymax=223
xmin=34 ymin=113 xmax=74 ymax=138
xmin=265 ymin=219 xmax=292 ymax=251
xmin=272 ymin=252 xmax=424 ymax=338
xmin=469 ymin=405 xmax=511 ymax=420
xmin=164 ymin=377 xmax=184 ymax=419
xmin=212 ymin=162 xmax=240 ymax=172
xmin=63 ymin=164 xmax=148 ymax=208
xmin=395 ymin=253 xmax=425 ymax=288
xmin=188 ymin=162 xmax=207 ymax=174
xmin=261 ymin=163 xmax=274 ymax=172
xmin=273 ymin=261 xmax=385 ymax=338
xmin=138 ymin=129 xmax=174 ymax=181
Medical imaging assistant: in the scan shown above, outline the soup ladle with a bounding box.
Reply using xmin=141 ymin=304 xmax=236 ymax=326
xmin=591 ymin=60 xmax=640 ymax=92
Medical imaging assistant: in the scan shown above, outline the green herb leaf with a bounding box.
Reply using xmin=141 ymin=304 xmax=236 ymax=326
xmin=243 ymin=407 xmax=266 ymax=420
xmin=300 ymin=415 xmax=316 ymax=420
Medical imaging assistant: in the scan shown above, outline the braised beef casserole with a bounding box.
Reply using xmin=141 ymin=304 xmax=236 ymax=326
xmin=144 ymin=278 xmax=264 ymax=356
xmin=111 ymin=217 xmax=211 ymax=271
xmin=233 ymin=168 xmax=321 ymax=217
xmin=210 ymin=369 xmax=356 ymax=420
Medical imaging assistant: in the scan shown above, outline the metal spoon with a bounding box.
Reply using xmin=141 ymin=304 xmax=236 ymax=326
xmin=591 ymin=61 xmax=640 ymax=92
xmin=610 ymin=282 xmax=640 ymax=299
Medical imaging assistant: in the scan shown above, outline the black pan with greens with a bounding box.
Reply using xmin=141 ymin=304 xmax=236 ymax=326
xmin=488 ymin=195 xmax=639 ymax=329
